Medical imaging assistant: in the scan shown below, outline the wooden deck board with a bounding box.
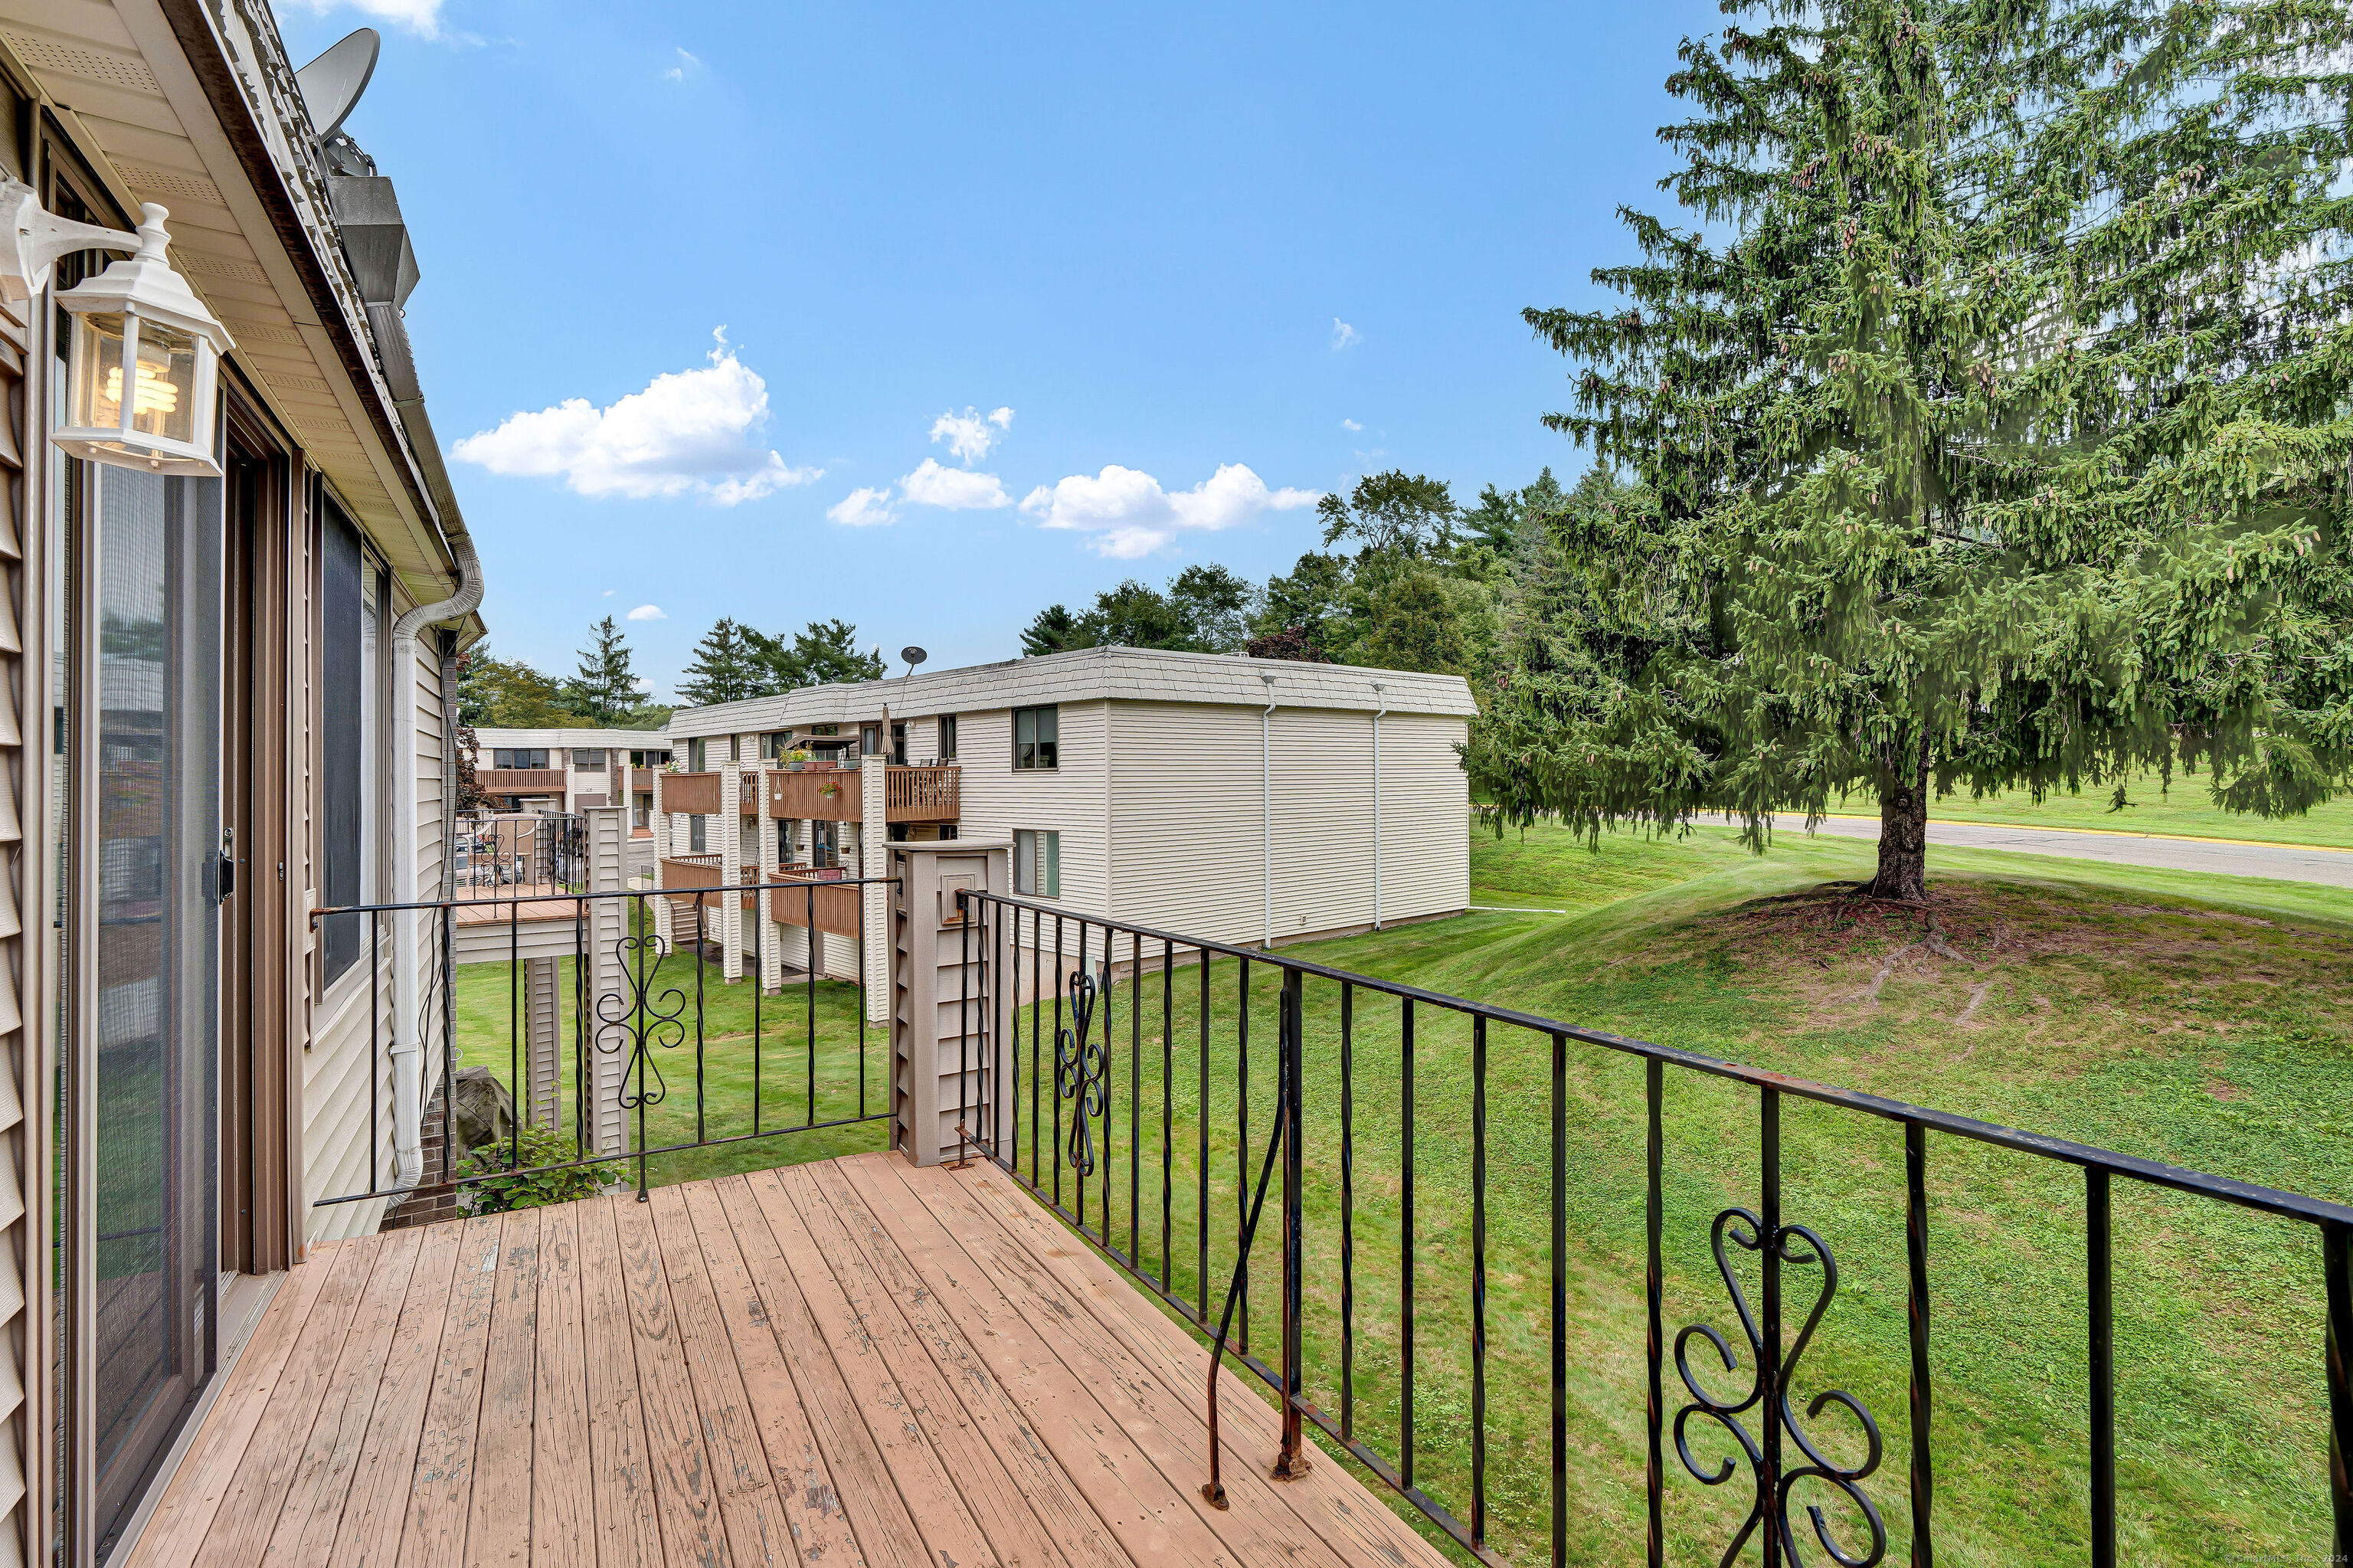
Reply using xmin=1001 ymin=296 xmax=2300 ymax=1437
xmin=128 ymin=1158 xmax=1455 ymax=1568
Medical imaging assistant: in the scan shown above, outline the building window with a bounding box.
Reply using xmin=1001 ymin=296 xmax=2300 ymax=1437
xmin=860 ymin=723 xmax=882 ymax=756
xmin=762 ymin=731 xmax=791 ymax=760
xmin=1013 ymin=830 xmax=1059 ymax=897
xmin=1013 ymin=705 xmax=1058 ymax=770
xmin=688 ymin=737 xmax=706 ymax=771
xmin=938 ymin=714 xmax=957 ymax=761
xmin=493 ymin=748 xmax=548 ymax=769
xmin=633 ymin=801 xmax=650 ymax=830
xmin=322 ymin=500 xmax=383 ymax=984
xmin=689 ymin=817 xmax=707 ymax=853
xmin=572 ymin=748 xmax=606 ymax=771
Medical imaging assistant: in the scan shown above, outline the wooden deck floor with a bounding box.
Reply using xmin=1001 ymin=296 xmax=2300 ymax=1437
xmin=123 ymin=1154 xmax=1451 ymax=1568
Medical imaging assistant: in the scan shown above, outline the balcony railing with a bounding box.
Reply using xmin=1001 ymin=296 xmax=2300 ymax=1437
xmin=476 ymin=767 xmax=568 ymax=794
xmin=766 ymin=864 xmax=862 ymax=935
xmin=659 ymin=769 xmax=722 ymax=817
xmin=885 ymin=763 xmax=960 ymax=822
xmin=946 ymin=889 xmax=2353 ymax=1567
xmin=309 ymin=872 xmax=898 ymax=1210
xmin=758 ymin=763 xmax=961 ymax=823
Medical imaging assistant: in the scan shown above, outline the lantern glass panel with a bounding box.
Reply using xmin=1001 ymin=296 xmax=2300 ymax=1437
xmin=126 ymin=320 xmax=199 ymax=447
xmin=72 ymin=310 xmax=130 ymax=436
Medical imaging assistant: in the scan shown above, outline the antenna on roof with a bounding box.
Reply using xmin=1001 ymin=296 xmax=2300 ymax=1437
xmin=900 ymin=646 xmax=927 ymax=680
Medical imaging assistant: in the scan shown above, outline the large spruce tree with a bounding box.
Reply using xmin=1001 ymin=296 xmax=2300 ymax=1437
xmin=565 ymin=615 xmax=639 ymax=724
xmin=1471 ymin=0 xmax=2353 ymax=898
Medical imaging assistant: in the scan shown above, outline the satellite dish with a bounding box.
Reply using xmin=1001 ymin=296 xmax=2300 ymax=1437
xmin=900 ymin=646 xmax=928 ymax=679
xmin=296 ymin=29 xmax=381 ymax=142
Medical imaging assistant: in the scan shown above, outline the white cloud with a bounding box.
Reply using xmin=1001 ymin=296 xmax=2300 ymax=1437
xmin=633 ymin=676 xmax=654 ymax=692
xmin=1019 ymin=463 xmax=1319 ymax=558
xmin=827 ymin=487 xmax=898 ymax=527
xmin=603 ymin=588 xmax=615 ymax=596
xmin=899 ymin=458 xmax=1010 ymax=510
xmin=1341 ymin=418 xmax=1363 ymax=432
xmin=663 ymin=47 xmax=701 ymax=82
xmin=930 ymin=405 xmax=1014 ymax=463
xmin=452 ymin=328 xmax=818 ymax=505
xmin=627 ymin=604 xmax=666 ymax=620
xmin=1332 ymin=318 xmax=1360 ymax=350
xmin=284 ymin=0 xmax=447 ymax=40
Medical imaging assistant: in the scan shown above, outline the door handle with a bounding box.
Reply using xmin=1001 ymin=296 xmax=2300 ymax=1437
xmin=213 ymin=850 xmax=235 ymax=903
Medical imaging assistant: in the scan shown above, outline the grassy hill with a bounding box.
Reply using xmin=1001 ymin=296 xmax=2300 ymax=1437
xmin=1836 ymin=766 xmax=2353 ymax=849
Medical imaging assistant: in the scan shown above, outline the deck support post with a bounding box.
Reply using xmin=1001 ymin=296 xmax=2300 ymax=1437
xmin=584 ymin=804 xmax=630 ymax=1156
xmin=889 ymin=840 xmax=1010 ymax=1166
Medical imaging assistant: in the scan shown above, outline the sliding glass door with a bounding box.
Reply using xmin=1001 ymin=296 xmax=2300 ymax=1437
xmin=83 ymin=463 xmax=220 ymax=1557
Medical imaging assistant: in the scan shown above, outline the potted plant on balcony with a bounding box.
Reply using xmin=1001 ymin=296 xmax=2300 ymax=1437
xmin=785 ymin=747 xmax=811 ymax=770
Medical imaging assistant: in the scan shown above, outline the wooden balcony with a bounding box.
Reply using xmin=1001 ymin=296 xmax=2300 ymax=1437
xmin=885 ymin=763 xmax=960 ymax=823
xmin=760 ymin=764 xmax=958 ymax=824
xmin=759 ymin=765 xmax=863 ymax=822
xmin=476 ymin=768 xmax=566 ymax=794
xmin=658 ymin=853 xmax=723 ymax=914
xmin=122 ymin=1157 xmax=1446 ymax=1568
xmin=764 ymin=865 xmax=862 ymax=936
xmin=659 ymin=770 xmax=722 ymax=817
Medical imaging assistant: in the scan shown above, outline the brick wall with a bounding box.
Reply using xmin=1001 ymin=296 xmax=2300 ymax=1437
xmin=380 ymin=1076 xmax=465 ymax=1229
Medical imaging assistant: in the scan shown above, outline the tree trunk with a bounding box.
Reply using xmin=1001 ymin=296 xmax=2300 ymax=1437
xmin=1869 ymin=735 xmax=1932 ymax=902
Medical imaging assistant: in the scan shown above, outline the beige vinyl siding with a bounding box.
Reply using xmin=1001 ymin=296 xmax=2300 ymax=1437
xmin=1106 ymin=701 xmax=1468 ymax=946
xmin=951 ymin=702 xmax=1111 ymax=920
xmin=1369 ymin=712 xmax=1470 ymax=921
xmin=1104 ymin=701 xmax=1268 ymax=946
xmin=305 ymin=627 xmax=443 ymax=1241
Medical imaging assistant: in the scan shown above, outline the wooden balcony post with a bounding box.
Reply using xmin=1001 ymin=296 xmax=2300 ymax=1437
xmin=862 ymin=753 xmax=889 ymax=1023
xmin=889 ymin=840 xmax=1010 ymax=1166
xmin=649 ymin=765 xmax=673 ymax=951
xmin=758 ymin=769 xmax=784 ymax=995
xmin=720 ymin=762 xmax=744 ymax=982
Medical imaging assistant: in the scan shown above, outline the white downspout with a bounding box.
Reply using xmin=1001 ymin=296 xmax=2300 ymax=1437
xmin=1261 ymin=673 xmax=1277 ymax=948
xmin=388 ymin=528 xmax=483 ymax=1190
xmin=1371 ymin=683 xmax=1386 ymax=931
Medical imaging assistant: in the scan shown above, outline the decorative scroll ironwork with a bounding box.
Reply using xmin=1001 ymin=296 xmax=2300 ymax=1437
xmin=1055 ymin=962 xmax=1108 ymax=1178
xmin=1674 ymin=1208 xmax=1887 ymax=1568
xmin=594 ymin=928 xmax=689 ymax=1111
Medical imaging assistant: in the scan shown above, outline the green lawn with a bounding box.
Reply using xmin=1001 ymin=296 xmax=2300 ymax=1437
xmin=453 ymin=828 xmax=2353 ymax=1567
xmin=1886 ymin=766 xmax=2353 ymax=849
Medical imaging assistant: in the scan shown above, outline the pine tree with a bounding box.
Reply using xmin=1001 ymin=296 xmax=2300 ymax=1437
xmin=564 ymin=616 xmax=638 ymax=725
xmin=676 ymin=617 xmax=764 ymax=706
xmin=1470 ymin=0 xmax=2353 ymax=899
xmin=748 ymin=618 xmax=885 ymax=689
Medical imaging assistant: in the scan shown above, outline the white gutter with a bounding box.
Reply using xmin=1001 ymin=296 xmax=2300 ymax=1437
xmin=386 ymin=499 xmax=482 ymax=1192
xmin=1371 ymin=682 xmax=1386 ymax=930
xmin=1261 ymin=673 xmax=1277 ymax=948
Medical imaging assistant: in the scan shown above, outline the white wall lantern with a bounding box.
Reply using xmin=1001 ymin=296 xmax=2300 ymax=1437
xmin=51 ymin=205 xmax=234 ymax=478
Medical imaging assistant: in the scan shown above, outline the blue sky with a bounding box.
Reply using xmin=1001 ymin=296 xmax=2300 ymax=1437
xmin=275 ymin=0 xmax=1720 ymax=697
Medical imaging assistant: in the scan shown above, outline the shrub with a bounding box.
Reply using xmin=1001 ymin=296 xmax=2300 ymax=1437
xmin=458 ymin=1124 xmax=607 ymax=1214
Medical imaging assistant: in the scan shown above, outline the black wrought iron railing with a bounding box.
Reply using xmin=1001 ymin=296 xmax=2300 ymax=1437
xmin=952 ymin=889 xmax=2353 ymax=1566
xmin=453 ymin=809 xmax=587 ymax=893
xmin=309 ymin=875 xmax=897 ymax=1210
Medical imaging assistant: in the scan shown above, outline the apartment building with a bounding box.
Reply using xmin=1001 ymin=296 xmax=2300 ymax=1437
xmin=466 ymin=725 xmax=670 ymax=814
xmin=0 ymin=10 xmax=489 ymax=1560
xmin=656 ymin=645 xmax=1477 ymax=1007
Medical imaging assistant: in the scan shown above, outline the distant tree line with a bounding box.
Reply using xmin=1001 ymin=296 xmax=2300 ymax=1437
xmin=671 ymin=617 xmax=886 ymax=708
xmin=457 ymin=614 xmax=670 ymax=730
xmin=1016 ymin=468 xmax=1544 ymax=679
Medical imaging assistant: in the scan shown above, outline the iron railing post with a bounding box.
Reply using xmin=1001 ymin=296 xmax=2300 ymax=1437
xmin=2327 ymin=1219 xmax=2351 ymax=1558
xmin=1275 ymin=964 xmax=1307 ymax=1479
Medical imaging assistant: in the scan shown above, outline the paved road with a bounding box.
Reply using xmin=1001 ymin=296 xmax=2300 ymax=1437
xmin=1802 ymin=815 xmax=2353 ymax=889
